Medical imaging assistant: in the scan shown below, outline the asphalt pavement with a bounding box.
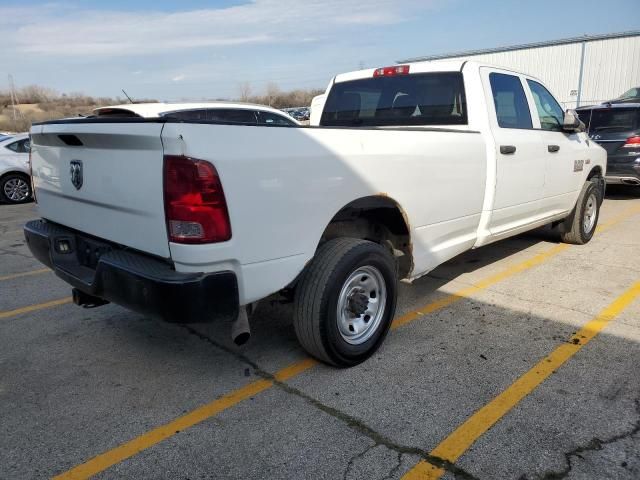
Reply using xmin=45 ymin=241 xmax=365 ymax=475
xmin=1 ymin=186 xmax=639 ymax=480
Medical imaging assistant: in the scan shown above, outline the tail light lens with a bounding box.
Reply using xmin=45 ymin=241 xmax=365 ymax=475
xmin=163 ymin=155 xmax=231 ymax=244
xmin=622 ymin=136 xmax=640 ymax=148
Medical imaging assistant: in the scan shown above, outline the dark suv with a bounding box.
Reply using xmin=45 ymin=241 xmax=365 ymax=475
xmin=577 ymin=104 xmax=640 ymax=186
xmin=609 ymin=87 xmax=640 ymax=104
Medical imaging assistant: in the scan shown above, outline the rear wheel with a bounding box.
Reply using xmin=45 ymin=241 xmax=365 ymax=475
xmin=560 ymin=180 xmax=600 ymax=245
xmin=293 ymin=238 xmax=397 ymax=367
xmin=0 ymin=173 xmax=32 ymax=204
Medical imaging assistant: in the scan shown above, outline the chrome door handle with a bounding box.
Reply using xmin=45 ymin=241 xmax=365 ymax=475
xmin=500 ymin=145 xmax=516 ymax=154
xmin=548 ymin=145 xmax=560 ymax=153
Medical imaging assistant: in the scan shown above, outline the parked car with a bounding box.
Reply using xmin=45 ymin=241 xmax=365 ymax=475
xmin=0 ymin=133 xmax=32 ymax=204
xmin=25 ymin=61 xmax=605 ymax=367
xmin=607 ymin=87 xmax=640 ymax=104
xmin=93 ymin=102 xmax=299 ymax=126
xmin=577 ymin=103 xmax=640 ymax=186
xmin=281 ymin=107 xmax=310 ymax=122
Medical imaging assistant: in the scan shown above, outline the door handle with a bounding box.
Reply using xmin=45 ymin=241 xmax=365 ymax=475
xmin=548 ymin=145 xmax=560 ymax=153
xmin=500 ymin=145 xmax=516 ymax=155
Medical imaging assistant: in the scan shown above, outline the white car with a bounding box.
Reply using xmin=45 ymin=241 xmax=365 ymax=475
xmin=0 ymin=133 xmax=32 ymax=203
xmin=92 ymin=102 xmax=299 ymax=126
xmin=26 ymin=61 xmax=606 ymax=367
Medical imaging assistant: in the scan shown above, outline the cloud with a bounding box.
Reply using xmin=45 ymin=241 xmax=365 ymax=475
xmin=172 ymin=74 xmax=186 ymax=82
xmin=0 ymin=0 xmax=436 ymax=57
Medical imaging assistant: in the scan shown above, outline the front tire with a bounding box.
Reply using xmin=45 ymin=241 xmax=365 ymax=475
xmin=0 ymin=173 xmax=32 ymax=204
xmin=293 ymin=238 xmax=398 ymax=367
xmin=560 ymin=180 xmax=600 ymax=245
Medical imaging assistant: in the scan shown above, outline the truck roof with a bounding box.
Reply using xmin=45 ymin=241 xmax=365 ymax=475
xmin=332 ymin=60 xmax=541 ymax=84
xmin=92 ymin=102 xmax=294 ymax=119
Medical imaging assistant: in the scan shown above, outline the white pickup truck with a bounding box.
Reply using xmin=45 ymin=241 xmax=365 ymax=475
xmin=25 ymin=61 xmax=606 ymax=367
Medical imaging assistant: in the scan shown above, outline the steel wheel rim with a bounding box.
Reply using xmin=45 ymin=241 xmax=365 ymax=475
xmin=583 ymin=192 xmax=597 ymax=235
xmin=336 ymin=265 xmax=387 ymax=345
xmin=3 ymin=178 xmax=29 ymax=202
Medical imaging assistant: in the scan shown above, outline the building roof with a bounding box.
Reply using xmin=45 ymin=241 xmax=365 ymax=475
xmin=398 ymin=30 xmax=640 ymax=63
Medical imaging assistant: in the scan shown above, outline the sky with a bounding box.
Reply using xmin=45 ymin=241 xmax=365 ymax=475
xmin=1 ymin=0 xmax=639 ymax=101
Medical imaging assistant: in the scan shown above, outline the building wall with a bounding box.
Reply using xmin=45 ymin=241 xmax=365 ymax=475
xmin=432 ymin=35 xmax=640 ymax=109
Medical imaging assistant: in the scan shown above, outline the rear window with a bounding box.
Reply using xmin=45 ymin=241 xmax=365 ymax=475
xmin=577 ymin=108 xmax=640 ymax=133
xmin=320 ymin=72 xmax=467 ymax=127
xmin=95 ymin=108 xmax=141 ymax=118
xmin=164 ymin=109 xmax=258 ymax=124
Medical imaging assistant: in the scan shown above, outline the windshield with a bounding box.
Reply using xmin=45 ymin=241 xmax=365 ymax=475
xmin=321 ymin=72 xmax=467 ymax=127
xmin=577 ymin=108 xmax=640 ymax=134
xmin=618 ymin=88 xmax=640 ymax=100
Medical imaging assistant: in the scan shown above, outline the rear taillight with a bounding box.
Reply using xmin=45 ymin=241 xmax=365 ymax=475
xmin=622 ymin=136 xmax=640 ymax=148
xmin=163 ymin=155 xmax=231 ymax=244
xmin=373 ymin=65 xmax=410 ymax=77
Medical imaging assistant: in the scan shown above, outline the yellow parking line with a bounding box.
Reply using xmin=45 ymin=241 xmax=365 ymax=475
xmin=51 ymin=242 xmax=573 ymax=479
xmin=391 ymin=204 xmax=640 ymax=331
xmin=52 ymin=358 xmax=318 ymax=480
xmin=596 ymin=204 xmax=640 ymax=233
xmin=392 ymin=244 xmax=568 ymax=330
xmin=35 ymin=206 xmax=640 ymax=478
xmin=0 ymin=297 xmax=71 ymax=320
xmin=402 ymin=281 xmax=640 ymax=480
xmin=0 ymin=268 xmax=50 ymax=282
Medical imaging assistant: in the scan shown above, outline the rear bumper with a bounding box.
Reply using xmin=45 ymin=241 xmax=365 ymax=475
xmin=24 ymin=219 xmax=239 ymax=323
xmin=604 ymin=153 xmax=640 ymax=185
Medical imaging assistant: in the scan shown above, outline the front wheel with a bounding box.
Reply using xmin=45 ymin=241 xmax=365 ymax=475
xmin=0 ymin=173 xmax=32 ymax=204
xmin=560 ymin=180 xmax=600 ymax=245
xmin=293 ymin=238 xmax=398 ymax=367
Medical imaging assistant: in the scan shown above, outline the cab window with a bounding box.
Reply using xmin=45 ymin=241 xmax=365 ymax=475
xmin=489 ymin=73 xmax=532 ymax=129
xmin=527 ymin=80 xmax=564 ymax=131
xmin=320 ymin=72 xmax=467 ymax=127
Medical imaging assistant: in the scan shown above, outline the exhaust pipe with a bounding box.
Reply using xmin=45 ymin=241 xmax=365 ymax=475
xmin=621 ymin=178 xmax=640 ymax=185
xmin=231 ymin=306 xmax=251 ymax=346
xmin=72 ymin=288 xmax=109 ymax=308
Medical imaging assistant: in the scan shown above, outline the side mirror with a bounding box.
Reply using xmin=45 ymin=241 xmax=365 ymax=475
xmin=563 ymin=109 xmax=585 ymax=133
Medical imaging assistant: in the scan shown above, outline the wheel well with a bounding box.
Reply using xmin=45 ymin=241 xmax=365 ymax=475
xmin=587 ymin=166 xmax=605 ymax=203
xmin=319 ymin=196 xmax=412 ymax=278
xmin=587 ymin=166 xmax=603 ymax=180
xmin=0 ymin=171 xmax=29 ymax=182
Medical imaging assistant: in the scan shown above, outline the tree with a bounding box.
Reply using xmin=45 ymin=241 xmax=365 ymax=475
xmin=265 ymin=82 xmax=280 ymax=106
xmin=237 ymin=81 xmax=252 ymax=102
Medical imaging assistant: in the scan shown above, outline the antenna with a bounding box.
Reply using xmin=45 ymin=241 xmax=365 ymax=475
xmin=122 ymin=89 xmax=134 ymax=104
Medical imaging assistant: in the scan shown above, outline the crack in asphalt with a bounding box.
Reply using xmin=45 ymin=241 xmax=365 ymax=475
xmin=382 ymin=451 xmax=404 ymax=480
xmin=342 ymin=443 xmax=375 ymax=480
xmin=535 ymin=398 xmax=640 ymax=480
xmin=0 ymin=247 xmax=32 ymax=260
xmin=181 ymin=324 xmax=481 ymax=480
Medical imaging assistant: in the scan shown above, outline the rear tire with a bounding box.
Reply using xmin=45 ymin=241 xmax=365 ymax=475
xmin=560 ymin=180 xmax=600 ymax=245
xmin=0 ymin=173 xmax=32 ymax=204
xmin=293 ymin=238 xmax=398 ymax=367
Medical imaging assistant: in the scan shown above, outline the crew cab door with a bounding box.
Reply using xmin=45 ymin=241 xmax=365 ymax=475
xmin=482 ymin=68 xmax=545 ymax=234
xmin=525 ymin=78 xmax=586 ymax=215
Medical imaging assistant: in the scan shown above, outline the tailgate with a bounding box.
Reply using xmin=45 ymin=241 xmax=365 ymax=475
xmin=30 ymin=121 xmax=170 ymax=258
